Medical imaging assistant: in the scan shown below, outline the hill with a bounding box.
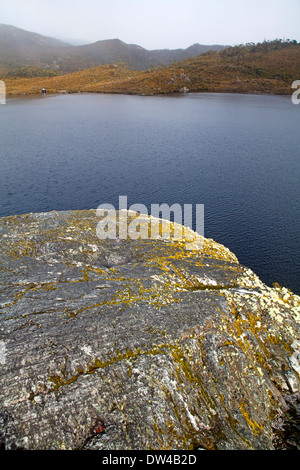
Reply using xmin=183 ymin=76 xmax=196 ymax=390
xmin=0 ymin=24 xmax=69 ymax=76
xmin=5 ymin=40 xmax=300 ymax=97
xmin=0 ymin=24 xmax=226 ymax=75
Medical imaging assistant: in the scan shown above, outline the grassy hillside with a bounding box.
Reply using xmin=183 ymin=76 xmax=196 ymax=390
xmin=4 ymin=40 xmax=300 ymax=97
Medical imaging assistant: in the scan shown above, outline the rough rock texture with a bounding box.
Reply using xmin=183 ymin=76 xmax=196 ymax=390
xmin=0 ymin=209 xmax=299 ymax=450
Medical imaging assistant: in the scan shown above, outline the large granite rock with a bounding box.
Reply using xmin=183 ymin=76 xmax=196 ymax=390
xmin=0 ymin=209 xmax=299 ymax=450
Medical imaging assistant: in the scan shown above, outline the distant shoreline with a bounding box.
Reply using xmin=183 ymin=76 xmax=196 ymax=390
xmin=5 ymin=88 xmax=291 ymax=99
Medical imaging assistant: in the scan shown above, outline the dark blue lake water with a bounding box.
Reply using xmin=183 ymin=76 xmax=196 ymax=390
xmin=0 ymin=92 xmax=299 ymax=294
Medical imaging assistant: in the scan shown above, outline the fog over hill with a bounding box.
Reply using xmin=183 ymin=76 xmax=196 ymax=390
xmin=0 ymin=24 xmax=227 ymax=74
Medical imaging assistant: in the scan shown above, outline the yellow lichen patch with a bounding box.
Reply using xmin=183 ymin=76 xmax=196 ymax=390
xmin=45 ymin=345 xmax=169 ymax=395
xmin=202 ymin=238 xmax=239 ymax=264
xmin=239 ymin=402 xmax=264 ymax=435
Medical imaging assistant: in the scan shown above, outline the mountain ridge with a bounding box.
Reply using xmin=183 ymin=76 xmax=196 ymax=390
xmin=0 ymin=24 xmax=227 ymax=73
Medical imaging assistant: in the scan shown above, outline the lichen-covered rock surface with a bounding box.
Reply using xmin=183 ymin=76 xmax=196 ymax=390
xmin=0 ymin=209 xmax=299 ymax=450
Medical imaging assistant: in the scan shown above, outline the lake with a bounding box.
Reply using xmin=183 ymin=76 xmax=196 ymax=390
xmin=0 ymin=92 xmax=299 ymax=294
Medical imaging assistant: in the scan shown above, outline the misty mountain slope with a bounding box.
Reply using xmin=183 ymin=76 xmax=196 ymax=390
xmin=62 ymin=39 xmax=225 ymax=71
xmin=0 ymin=24 xmax=70 ymax=67
xmin=60 ymin=39 xmax=153 ymax=71
xmin=0 ymin=24 xmax=226 ymax=73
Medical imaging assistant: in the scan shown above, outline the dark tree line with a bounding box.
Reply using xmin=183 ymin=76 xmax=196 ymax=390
xmin=220 ymin=39 xmax=299 ymax=57
xmin=7 ymin=66 xmax=60 ymax=78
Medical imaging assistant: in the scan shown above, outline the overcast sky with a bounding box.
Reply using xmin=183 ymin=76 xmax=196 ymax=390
xmin=1 ymin=0 xmax=300 ymax=49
